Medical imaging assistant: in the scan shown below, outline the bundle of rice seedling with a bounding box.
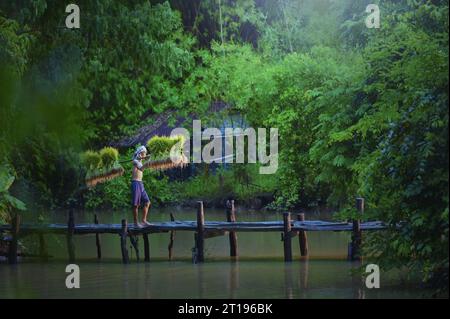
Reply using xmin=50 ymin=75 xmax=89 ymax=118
xmin=82 ymin=150 xmax=102 ymax=186
xmin=100 ymin=147 xmax=119 ymax=167
xmin=81 ymin=136 xmax=188 ymax=188
xmin=82 ymin=147 xmax=124 ymax=188
xmin=147 ymin=135 xmax=185 ymax=157
xmin=143 ymin=135 xmax=188 ymax=171
xmin=82 ymin=150 xmax=102 ymax=171
xmin=96 ymin=147 xmax=125 ymax=184
xmin=142 ymin=154 xmax=189 ymax=171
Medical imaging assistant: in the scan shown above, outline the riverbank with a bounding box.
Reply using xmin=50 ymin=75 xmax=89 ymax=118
xmin=168 ymin=193 xmax=275 ymax=210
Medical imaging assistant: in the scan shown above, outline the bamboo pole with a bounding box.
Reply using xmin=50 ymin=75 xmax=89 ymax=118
xmin=143 ymin=233 xmax=150 ymax=262
xmin=168 ymin=213 xmax=175 ymax=260
xmin=120 ymin=219 xmax=129 ymax=264
xmin=283 ymin=212 xmax=292 ymax=262
xmin=297 ymin=213 xmax=309 ymax=256
xmin=195 ymin=201 xmax=205 ymax=263
xmin=67 ymin=209 xmax=75 ymax=263
xmin=130 ymin=235 xmax=140 ymax=261
xmin=350 ymin=198 xmax=364 ymax=261
xmin=94 ymin=214 xmax=102 ymax=259
xmin=38 ymin=233 xmax=48 ymax=261
xmin=8 ymin=213 xmax=20 ymax=264
xmin=226 ymin=200 xmax=238 ymax=258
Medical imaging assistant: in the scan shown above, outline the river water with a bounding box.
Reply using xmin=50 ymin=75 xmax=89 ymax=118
xmin=0 ymin=208 xmax=433 ymax=298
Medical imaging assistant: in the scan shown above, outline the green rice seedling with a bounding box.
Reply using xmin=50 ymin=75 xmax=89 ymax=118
xmin=81 ymin=148 xmax=124 ymax=188
xmin=143 ymin=135 xmax=187 ymax=171
xmin=82 ymin=150 xmax=102 ymax=171
xmin=99 ymin=147 xmax=119 ymax=168
xmin=147 ymin=135 xmax=185 ymax=159
xmin=170 ymin=135 xmax=185 ymax=155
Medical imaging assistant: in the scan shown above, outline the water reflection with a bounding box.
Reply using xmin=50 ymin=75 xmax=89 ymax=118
xmin=228 ymin=261 xmax=239 ymax=299
xmin=299 ymin=257 xmax=309 ymax=299
xmin=0 ymin=259 xmax=433 ymax=298
xmin=284 ymin=264 xmax=294 ymax=299
xmin=351 ymin=260 xmax=366 ymax=300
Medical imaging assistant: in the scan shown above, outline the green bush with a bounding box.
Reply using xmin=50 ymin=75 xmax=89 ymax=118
xmin=0 ymin=165 xmax=26 ymax=223
xmin=171 ymin=165 xmax=277 ymax=203
xmin=85 ymin=171 xmax=130 ymax=209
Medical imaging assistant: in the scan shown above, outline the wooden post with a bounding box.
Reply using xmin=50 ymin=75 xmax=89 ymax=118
xmin=192 ymin=234 xmax=198 ymax=264
xmin=283 ymin=212 xmax=292 ymax=262
xmin=94 ymin=214 xmax=102 ymax=259
xmin=168 ymin=213 xmax=175 ymax=260
xmin=130 ymin=235 xmax=140 ymax=261
xmin=229 ymin=262 xmax=239 ymax=299
xmin=38 ymin=233 xmax=48 ymax=261
xmin=350 ymin=198 xmax=364 ymax=261
xmin=297 ymin=213 xmax=309 ymax=256
xmin=67 ymin=209 xmax=75 ymax=263
xmin=8 ymin=213 xmax=20 ymax=264
xmin=195 ymin=201 xmax=205 ymax=263
xmin=226 ymin=200 xmax=238 ymax=258
xmin=143 ymin=233 xmax=150 ymax=262
xmin=120 ymin=219 xmax=129 ymax=264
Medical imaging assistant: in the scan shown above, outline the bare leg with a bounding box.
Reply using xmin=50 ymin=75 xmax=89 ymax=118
xmin=142 ymin=201 xmax=151 ymax=223
xmin=133 ymin=205 xmax=139 ymax=226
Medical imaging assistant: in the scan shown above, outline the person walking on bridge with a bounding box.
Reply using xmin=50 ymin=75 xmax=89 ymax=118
xmin=131 ymin=145 xmax=152 ymax=228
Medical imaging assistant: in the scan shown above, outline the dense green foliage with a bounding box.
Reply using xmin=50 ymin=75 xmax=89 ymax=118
xmin=0 ymin=0 xmax=448 ymax=291
xmin=0 ymin=165 xmax=26 ymax=223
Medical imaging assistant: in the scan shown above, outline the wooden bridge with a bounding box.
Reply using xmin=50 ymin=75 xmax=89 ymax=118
xmin=0 ymin=198 xmax=388 ymax=264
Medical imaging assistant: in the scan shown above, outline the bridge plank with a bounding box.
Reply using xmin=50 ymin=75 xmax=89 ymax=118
xmin=0 ymin=220 xmax=389 ymax=235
